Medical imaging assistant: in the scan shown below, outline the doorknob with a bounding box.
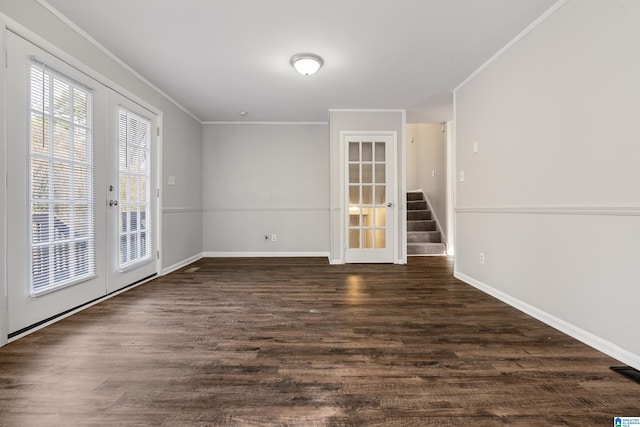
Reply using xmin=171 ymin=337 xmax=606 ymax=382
xmin=109 ymin=200 xmax=118 ymax=206
xmin=387 ymin=202 xmax=393 ymax=207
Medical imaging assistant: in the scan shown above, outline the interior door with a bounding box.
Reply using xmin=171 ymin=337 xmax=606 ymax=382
xmin=6 ymin=32 xmax=108 ymax=333
xmin=344 ymin=133 xmax=396 ymax=263
xmin=106 ymin=92 xmax=158 ymax=293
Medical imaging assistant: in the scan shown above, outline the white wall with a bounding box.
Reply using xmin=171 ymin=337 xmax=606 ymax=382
xmin=0 ymin=0 xmax=203 ymax=273
xmin=329 ymin=110 xmax=406 ymax=263
xmin=455 ymin=0 xmax=640 ymax=368
xmin=406 ymin=123 xmax=447 ymax=243
xmin=161 ymin=111 xmax=203 ymax=271
xmin=202 ymin=123 xmax=330 ymax=256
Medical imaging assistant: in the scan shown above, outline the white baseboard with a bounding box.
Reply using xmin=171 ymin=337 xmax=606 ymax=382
xmin=203 ymin=251 xmax=330 ymax=259
xmin=9 ymin=273 xmax=157 ymax=344
xmin=454 ymin=271 xmax=640 ymax=371
xmin=162 ymin=253 xmax=203 ymax=275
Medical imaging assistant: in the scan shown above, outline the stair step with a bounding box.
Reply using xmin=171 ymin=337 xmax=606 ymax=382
xmin=407 ymin=231 xmax=441 ymax=243
xmin=406 ymin=191 xmax=445 ymax=255
xmin=407 ymin=200 xmax=427 ymax=211
xmin=408 ymin=210 xmax=431 ymax=221
xmin=407 ymin=243 xmax=447 ymax=255
xmin=406 ymin=192 xmax=424 ymax=202
xmin=407 ymin=220 xmax=436 ymax=232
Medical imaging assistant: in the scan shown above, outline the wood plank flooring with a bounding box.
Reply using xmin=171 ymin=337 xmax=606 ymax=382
xmin=0 ymin=257 xmax=637 ymax=426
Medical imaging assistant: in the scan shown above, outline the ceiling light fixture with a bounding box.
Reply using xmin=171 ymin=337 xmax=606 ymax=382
xmin=290 ymin=53 xmax=324 ymax=76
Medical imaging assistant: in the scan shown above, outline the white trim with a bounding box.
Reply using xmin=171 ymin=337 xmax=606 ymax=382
xmin=203 ymin=121 xmax=328 ymax=125
xmin=204 ymin=252 xmax=330 ymax=259
xmin=163 ymin=207 xmax=203 ymax=214
xmin=455 ymin=204 xmax=640 ymax=216
xmin=8 ymin=273 xmax=157 ymax=343
xmin=0 ymin=19 xmax=6 ymax=348
xmin=329 ymin=258 xmax=344 ymax=265
xmin=33 ymin=1 xmax=200 ymax=123
xmin=398 ymin=110 xmax=406 ymax=264
xmin=455 ymin=0 xmax=570 ymax=92
xmin=454 ymin=270 xmax=640 ymax=371
xmin=161 ymin=253 xmax=203 ymax=276
xmin=445 ymin=121 xmax=455 ymax=256
xmin=155 ymin=116 xmax=164 ymax=276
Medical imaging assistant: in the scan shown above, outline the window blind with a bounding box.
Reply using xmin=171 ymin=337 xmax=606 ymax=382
xmin=118 ymin=108 xmax=152 ymax=269
xmin=30 ymin=61 xmax=96 ymax=296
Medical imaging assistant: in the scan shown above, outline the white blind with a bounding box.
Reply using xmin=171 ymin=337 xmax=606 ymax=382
xmin=30 ymin=61 xmax=96 ymax=296
xmin=118 ymin=108 xmax=152 ymax=269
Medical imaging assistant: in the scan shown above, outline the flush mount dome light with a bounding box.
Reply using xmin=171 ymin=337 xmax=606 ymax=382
xmin=290 ymin=53 xmax=324 ymax=76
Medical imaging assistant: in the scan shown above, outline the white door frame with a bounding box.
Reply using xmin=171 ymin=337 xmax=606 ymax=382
xmin=445 ymin=121 xmax=455 ymax=256
xmin=340 ymin=131 xmax=398 ymax=263
xmin=0 ymin=20 xmax=7 ymax=347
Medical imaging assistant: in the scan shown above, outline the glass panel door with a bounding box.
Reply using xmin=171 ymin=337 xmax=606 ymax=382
xmin=6 ymin=33 xmax=108 ymax=333
xmin=344 ymin=134 xmax=395 ymax=263
xmin=107 ymin=93 xmax=157 ymax=293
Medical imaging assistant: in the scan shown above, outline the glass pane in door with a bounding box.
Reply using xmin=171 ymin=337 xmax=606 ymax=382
xmin=118 ymin=108 xmax=152 ymax=269
xmin=29 ymin=62 xmax=96 ymax=296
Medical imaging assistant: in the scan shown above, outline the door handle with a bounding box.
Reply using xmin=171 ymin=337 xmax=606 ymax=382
xmin=387 ymin=202 xmax=393 ymax=207
xmin=109 ymin=200 xmax=118 ymax=207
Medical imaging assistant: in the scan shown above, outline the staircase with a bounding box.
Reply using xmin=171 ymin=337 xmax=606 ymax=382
xmin=407 ymin=192 xmax=447 ymax=256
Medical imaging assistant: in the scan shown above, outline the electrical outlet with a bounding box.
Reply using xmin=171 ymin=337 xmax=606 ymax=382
xmin=271 ymin=234 xmax=277 ymax=242
xmin=459 ymin=171 xmax=465 ymax=182
xmin=479 ymin=252 xmax=485 ymax=265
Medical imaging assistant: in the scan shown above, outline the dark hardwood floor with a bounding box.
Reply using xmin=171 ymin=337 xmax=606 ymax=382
xmin=0 ymin=257 xmax=637 ymax=426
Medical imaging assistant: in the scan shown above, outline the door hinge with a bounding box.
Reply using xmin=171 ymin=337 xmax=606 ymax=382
xmin=4 ymin=51 xmax=7 ymax=68
xmin=157 ymin=127 xmax=160 ymax=137
xmin=157 ymin=250 xmax=160 ymax=260
xmin=157 ymin=188 xmax=160 ymax=198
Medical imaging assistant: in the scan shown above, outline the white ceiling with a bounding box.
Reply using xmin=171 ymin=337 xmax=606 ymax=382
xmin=43 ymin=0 xmax=559 ymax=123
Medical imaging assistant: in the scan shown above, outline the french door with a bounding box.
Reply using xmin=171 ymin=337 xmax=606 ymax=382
xmin=344 ymin=133 xmax=396 ymax=263
xmin=6 ymin=32 xmax=158 ymax=334
xmin=106 ymin=93 xmax=158 ymax=293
